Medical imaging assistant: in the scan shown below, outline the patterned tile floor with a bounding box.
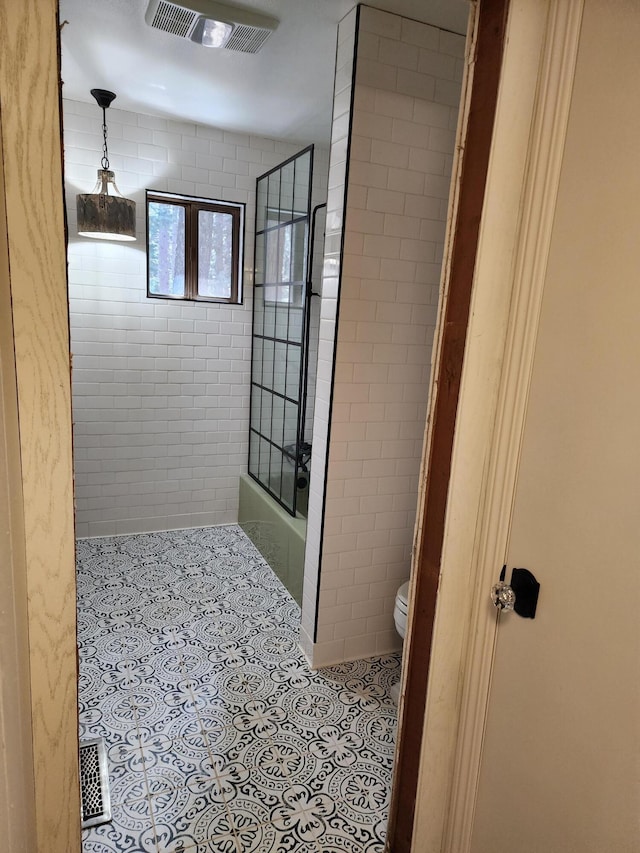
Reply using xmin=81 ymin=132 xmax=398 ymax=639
xmin=77 ymin=525 xmax=400 ymax=853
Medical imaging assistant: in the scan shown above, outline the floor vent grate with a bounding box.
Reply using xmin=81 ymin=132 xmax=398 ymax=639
xmin=79 ymin=738 xmax=111 ymax=829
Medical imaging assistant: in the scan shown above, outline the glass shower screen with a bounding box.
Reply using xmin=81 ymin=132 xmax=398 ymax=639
xmin=249 ymin=146 xmax=314 ymax=515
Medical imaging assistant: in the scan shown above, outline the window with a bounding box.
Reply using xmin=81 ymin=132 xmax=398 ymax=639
xmin=146 ymin=191 xmax=243 ymax=303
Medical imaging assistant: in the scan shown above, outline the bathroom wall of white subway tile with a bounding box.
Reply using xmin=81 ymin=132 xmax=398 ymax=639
xmin=64 ymin=98 xmax=327 ymax=537
xmin=300 ymin=7 xmax=358 ymax=665
xmin=303 ymin=8 xmax=465 ymax=666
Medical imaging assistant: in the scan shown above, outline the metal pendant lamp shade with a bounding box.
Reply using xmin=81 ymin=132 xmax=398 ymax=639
xmin=76 ymin=89 xmax=136 ymax=241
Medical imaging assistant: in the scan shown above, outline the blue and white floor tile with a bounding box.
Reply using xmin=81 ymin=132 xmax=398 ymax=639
xmin=78 ymin=525 xmax=400 ymax=853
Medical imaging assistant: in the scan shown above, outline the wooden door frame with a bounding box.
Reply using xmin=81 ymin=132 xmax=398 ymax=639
xmin=387 ymin=0 xmax=510 ymax=848
xmin=0 ymin=98 xmax=38 ymax=853
xmin=0 ymin=2 xmax=80 ymax=851
xmin=408 ymin=1 xmax=584 ymax=851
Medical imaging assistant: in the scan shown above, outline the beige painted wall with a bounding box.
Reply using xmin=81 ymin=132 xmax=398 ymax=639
xmin=471 ymin=0 xmax=640 ymax=848
xmin=412 ymin=0 xmax=639 ymax=849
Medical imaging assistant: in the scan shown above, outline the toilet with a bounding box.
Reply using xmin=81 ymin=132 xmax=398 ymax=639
xmin=393 ymin=580 xmax=410 ymax=640
xmin=390 ymin=580 xmax=410 ymax=704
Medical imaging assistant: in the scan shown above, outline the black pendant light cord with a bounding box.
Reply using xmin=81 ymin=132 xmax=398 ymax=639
xmin=101 ymin=108 xmax=110 ymax=171
xmin=89 ymin=89 xmax=117 ymax=172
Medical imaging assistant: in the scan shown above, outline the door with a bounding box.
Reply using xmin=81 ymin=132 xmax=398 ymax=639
xmin=249 ymin=146 xmax=314 ymax=515
xmin=470 ymin=1 xmax=640 ymax=849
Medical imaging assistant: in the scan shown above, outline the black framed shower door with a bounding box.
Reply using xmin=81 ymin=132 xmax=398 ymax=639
xmin=248 ymin=145 xmax=314 ymax=516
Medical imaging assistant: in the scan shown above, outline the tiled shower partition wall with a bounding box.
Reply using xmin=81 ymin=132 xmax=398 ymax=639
xmin=302 ymin=7 xmax=465 ymax=666
xmin=301 ymin=7 xmax=358 ymax=664
xmin=63 ymin=98 xmax=327 ymax=537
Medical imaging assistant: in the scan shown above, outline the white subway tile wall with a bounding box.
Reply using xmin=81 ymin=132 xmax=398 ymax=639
xmin=64 ymin=98 xmax=327 ymax=537
xmin=304 ymin=8 xmax=464 ymax=666
xmin=299 ymin=8 xmax=357 ymax=664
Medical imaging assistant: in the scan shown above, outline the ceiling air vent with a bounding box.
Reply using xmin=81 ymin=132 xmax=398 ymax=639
xmin=225 ymin=24 xmax=271 ymax=54
xmin=145 ymin=0 xmax=278 ymax=54
xmin=148 ymin=1 xmax=198 ymax=38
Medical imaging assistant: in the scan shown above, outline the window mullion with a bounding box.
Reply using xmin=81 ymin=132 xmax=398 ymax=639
xmin=186 ymin=204 xmax=196 ymax=299
xmin=231 ymin=207 xmax=239 ymax=304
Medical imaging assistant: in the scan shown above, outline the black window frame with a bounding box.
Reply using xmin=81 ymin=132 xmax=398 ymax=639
xmin=146 ymin=190 xmax=244 ymax=304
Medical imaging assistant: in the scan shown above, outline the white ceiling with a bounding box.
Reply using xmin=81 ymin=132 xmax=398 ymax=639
xmin=60 ymin=0 xmax=468 ymax=144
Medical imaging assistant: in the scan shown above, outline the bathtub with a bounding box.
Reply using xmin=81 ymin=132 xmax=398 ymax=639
xmin=238 ymin=473 xmax=307 ymax=606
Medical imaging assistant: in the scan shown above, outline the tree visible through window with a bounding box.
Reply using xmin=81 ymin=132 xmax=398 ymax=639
xmin=146 ymin=191 xmax=243 ymax=303
xmin=263 ymin=216 xmax=306 ymax=305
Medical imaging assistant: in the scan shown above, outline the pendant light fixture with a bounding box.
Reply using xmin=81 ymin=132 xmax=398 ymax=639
xmin=76 ymin=89 xmax=136 ymax=241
